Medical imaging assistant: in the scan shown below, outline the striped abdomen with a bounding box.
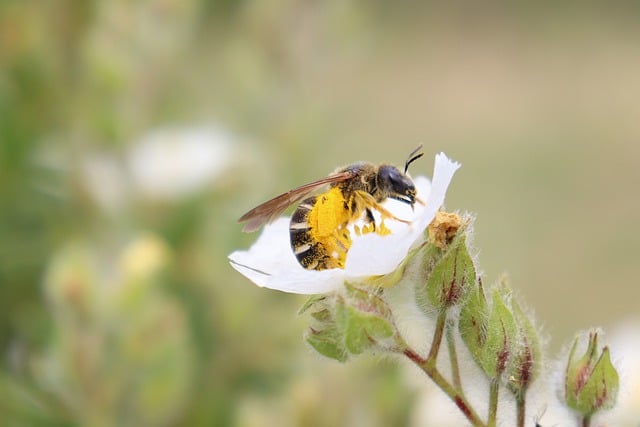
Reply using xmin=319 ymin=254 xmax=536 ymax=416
xmin=289 ymin=187 xmax=352 ymax=270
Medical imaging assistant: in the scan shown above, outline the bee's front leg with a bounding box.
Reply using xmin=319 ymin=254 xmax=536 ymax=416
xmin=358 ymin=208 xmax=378 ymax=235
xmin=353 ymin=192 xmax=410 ymax=236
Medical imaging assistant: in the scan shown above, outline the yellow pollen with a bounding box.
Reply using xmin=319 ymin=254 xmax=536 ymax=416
xmin=307 ymin=187 xmax=352 ymax=268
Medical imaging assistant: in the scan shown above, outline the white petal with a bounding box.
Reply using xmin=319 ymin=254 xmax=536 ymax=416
xmin=345 ymin=153 xmax=460 ymax=276
xmin=343 ymin=176 xmax=429 ymax=276
xmin=228 ymin=218 xmax=344 ymax=294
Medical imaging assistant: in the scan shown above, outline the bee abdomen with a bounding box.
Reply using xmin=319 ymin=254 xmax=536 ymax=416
xmin=289 ymin=194 xmax=352 ymax=271
xmin=289 ymin=196 xmax=322 ymax=269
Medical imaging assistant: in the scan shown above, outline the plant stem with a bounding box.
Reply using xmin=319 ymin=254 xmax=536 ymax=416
xmin=403 ymin=348 xmax=486 ymax=427
xmin=446 ymin=318 xmax=462 ymax=391
xmin=426 ymin=310 xmax=447 ymax=364
xmin=399 ymin=310 xmax=486 ymax=427
xmin=581 ymin=414 xmax=591 ymax=427
xmin=487 ymin=379 xmax=499 ymax=427
xmin=516 ymin=395 xmax=526 ymax=427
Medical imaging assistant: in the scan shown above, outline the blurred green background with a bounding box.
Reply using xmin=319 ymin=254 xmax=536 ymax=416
xmin=1 ymin=1 xmax=639 ymax=426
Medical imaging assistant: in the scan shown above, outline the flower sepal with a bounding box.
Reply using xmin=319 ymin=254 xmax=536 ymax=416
xmin=564 ymin=331 xmax=619 ymax=417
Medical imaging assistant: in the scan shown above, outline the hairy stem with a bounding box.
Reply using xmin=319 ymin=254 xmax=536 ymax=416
xmin=398 ymin=311 xmax=486 ymax=427
xmin=446 ymin=318 xmax=462 ymax=391
xmin=516 ymin=395 xmax=526 ymax=427
xmin=402 ymin=348 xmax=486 ymax=427
xmin=426 ymin=310 xmax=447 ymax=364
xmin=487 ymin=379 xmax=499 ymax=427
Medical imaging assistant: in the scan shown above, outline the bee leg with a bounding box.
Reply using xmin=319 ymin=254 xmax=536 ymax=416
xmin=361 ymin=208 xmax=376 ymax=234
xmin=368 ymin=203 xmax=410 ymax=236
xmin=361 ymin=207 xmax=392 ymax=236
xmin=353 ymin=191 xmax=411 ymax=236
xmin=361 ymin=192 xmax=411 ymax=224
xmin=374 ymin=204 xmax=411 ymax=224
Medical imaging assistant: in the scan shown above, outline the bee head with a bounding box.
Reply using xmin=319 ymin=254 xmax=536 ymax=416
xmin=377 ymin=165 xmax=417 ymax=206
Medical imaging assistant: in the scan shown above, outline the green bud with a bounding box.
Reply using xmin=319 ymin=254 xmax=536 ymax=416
xmin=480 ymin=290 xmax=517 ymax=378
xmin=460 ymin=282 xmax=541 ymax=394
xmin=301 ymin=284 xmax=398 ymax=361
xmin=419 ymin=232 xmax=476 ymax=310
xmin=506 ymin=299 xmax=542 ymax=398
xmin=564 ymin=331 xmax=619 ymax=416
xmin=459 ymin=278 xmax=489 ymax=358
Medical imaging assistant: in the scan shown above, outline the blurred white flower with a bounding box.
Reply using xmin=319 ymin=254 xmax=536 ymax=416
xmin=81 ymin=152 xmax=128 ymax=214
xmin=127 ymin=126 xmax=236 ymax=201
xmin=229 ymin=153 xmax=460 ymax=294
xmin=79 ymin=126 xmax=237 ymax=212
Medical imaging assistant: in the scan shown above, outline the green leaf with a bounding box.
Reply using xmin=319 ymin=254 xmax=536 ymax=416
xmin=300 ymin=295 xmax=348 ymax=361
xmin=345 ymin=306 xmax=394 ymax=354
xmin=305 ymin=325 xmax=348 ymax=362
xmin=298 ymin=295 xmax=328 ymax=315
xmin=335 ymin=295 xmax=394 ymax=355
xmin=343 ymin=283 xmax=393 ymax=320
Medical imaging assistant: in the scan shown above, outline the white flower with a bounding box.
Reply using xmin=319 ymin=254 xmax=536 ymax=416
xmin=77 ymin=126 xmax=238 ymax=213
xmin=229 ymin=153 xmax=461 ymax=294
xmin=127 ymin=126 xmax=236 ymax=201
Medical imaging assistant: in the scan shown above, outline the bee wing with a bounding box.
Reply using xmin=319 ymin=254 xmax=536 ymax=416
xmin=238 ymin=170 xmax=356 ymax=232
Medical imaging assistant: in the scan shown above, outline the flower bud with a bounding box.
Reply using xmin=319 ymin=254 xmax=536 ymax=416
xmin=418 ymin=230 xmax=475 ymax=310
xmin=564 ymin=331 xmax=619 ymax=416
xmin=506 ymin=299 xmax=541 ymax=398
xmin=459 ymin=278 xmax=489 ymax=359
xmin=301 ymin=284 xmax=399 ymax=361
xmin=480 ymin=290 xmax=517 ymax=378
xmin=460 ymin=283 xmax=541 ymax=393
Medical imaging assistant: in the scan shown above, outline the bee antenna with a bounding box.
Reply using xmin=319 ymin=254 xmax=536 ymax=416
xmin=404 ymin=144 xmax=424 ymax=174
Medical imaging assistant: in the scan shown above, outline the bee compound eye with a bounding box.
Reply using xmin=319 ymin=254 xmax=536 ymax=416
xmin=379 ymin=166 xmax=400 ymax=184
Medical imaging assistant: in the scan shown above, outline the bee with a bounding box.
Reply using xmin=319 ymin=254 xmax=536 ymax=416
xmin=238 ymin=146 xmax=424 ymax=270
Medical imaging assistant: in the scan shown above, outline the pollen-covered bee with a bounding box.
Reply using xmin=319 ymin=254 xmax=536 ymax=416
xmin=238 ymin=146 xmax=424 ymax=271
